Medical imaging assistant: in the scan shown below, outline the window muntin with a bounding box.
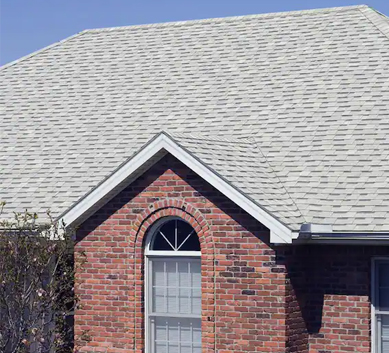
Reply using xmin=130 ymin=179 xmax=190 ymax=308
xmin=374 ymin=260 xmax=389 ymax=353
xmin=150 ymin=219 xmax=200 ymax=252
xmin=146 ymin=218 xmax=201 ymax=353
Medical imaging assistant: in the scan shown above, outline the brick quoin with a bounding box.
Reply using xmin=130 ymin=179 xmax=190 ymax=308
xmin=75 ymin=154 xmax=389 ymax=353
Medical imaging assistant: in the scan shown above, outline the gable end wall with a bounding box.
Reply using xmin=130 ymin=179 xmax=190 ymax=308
xmin=75 ymin=155 xmax=288 ymax=353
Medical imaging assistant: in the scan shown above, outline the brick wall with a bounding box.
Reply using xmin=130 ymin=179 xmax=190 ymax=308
xmin=286 ymin=245 xmax=389 ymax=353
xmin=75 ymin=154 xmax=288 ymax=353
xmin=74 ymin=153 xmax=389 ymax=353
xmin=285 ymin=246 xmax=309 ymax=353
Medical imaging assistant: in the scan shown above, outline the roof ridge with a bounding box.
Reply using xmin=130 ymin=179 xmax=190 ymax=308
xmin=358 ymin=6 xmax=389 ymax=42
xmin=0 ymin=30 xmax=87 ymax=72
xmin=84 ymin=5 xmax=368 ymax=33
xmin=167 ymin=131 xmax=253 ymax=145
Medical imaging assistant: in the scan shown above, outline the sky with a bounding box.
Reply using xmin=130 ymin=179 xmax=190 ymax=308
xmin=1 ymin=0 xmax=389 ymax=66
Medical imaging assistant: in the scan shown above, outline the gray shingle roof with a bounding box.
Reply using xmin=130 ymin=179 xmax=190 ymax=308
xmin=1 ymin=5 xmax=389 ymax=232
xmin=169 ymin=132 xmax=304 ymax=229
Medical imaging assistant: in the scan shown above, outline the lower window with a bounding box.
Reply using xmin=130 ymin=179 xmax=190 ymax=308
xmin=373 ymin=259 xmax=389 ymax=353
xmin=151 ymin=317 xmax=201 ymax=353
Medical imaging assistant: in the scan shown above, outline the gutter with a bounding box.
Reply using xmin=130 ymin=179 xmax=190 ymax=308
xmin=296 ymin=223 xmax=389 ymax=244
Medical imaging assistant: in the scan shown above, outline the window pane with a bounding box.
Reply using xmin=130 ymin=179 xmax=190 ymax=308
xmin=150 ymin=219 xmax=200 ymax=251
xmin=380 ymin=289 xmax=389 ymax=310
xmin=179 ymin=287 xmax=190 ymax=313
xmin=153 ymin=261 xmax=167 ymax=312
xmin=155 ymin=344 xmax=167 ymax=353
xmin=177 ymin=220 xmax=200 ymax=251
xmin=154 ymin=286 xmax=166 ymax=312
xmin=175 ymin=220 xmax=196 ymax=247
xmin=168 ymin=320 xmax=179 ymax=342
xmin=154 ymin=262 xmax=166 ymax=286
xmin=153 ymin=317 xmax=201 ymax=353
xmin=152 ymin=221 xmax=176 ymax=251
xmin=155 ymin=321 xmax=166 ymax=341
xmin=191 ymin=262 xmax=201 ymax=315
xmin=168 ymin=345 xmax=179 ymax=353
xmin=192 ymin=324 xmax=201 ymax=343
xmin=167 ymin=286 xmax=178 ymax=313
xmin=380 ymin=315 xmax=389 ymax=353
xmin=178 ymin=262 xmax=189 ymax=287
xmin=191 ymin=262 xmax=201 ymax=288
xmin=379 ymin=264 xmax=389 ymax=287
xmin=378 ymin=262 xmax=389 ymax=310
xmin=192 ymin=287 xmax=201 ymax=315
xmin=152 ymin=259 xmax=201 ymax=315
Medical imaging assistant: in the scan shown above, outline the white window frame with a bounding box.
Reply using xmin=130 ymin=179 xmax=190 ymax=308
xmin=145 ymin=217 xmax=201 ymax=353
xmin=372 ymin=257 xmax=389 ymax=353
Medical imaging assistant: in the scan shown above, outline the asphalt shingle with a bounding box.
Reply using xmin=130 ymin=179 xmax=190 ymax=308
xmin=1 ymin=5 xmax=389 ymax=232
xmin=169 ymin=132 xmax=305 ymax=229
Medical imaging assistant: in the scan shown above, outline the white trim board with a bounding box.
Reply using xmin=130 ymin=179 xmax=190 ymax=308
xmin=59 ymin=132 xmax=293 ymax=244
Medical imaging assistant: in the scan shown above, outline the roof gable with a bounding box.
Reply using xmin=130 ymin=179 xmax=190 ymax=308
xmin=60 ymin=132 xmax=294 ymax=243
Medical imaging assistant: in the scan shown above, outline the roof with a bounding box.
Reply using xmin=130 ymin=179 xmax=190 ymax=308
xmin=59 ymin=132 xmax=297 ymax=243
xmin=1 ymin=5 xmax=389 ymax=236
xmin=169 ymin=133 xmax=304 ymax=228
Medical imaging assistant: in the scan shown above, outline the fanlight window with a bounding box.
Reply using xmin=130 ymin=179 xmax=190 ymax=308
xmin=150 ymin=219 xmax=200 ymax=252
xmin=145 ymin=217 xmax=201 ymax=353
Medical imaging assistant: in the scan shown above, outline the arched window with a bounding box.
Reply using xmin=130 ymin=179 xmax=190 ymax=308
xmin=145 ymin=217 xmax=201 ymax=353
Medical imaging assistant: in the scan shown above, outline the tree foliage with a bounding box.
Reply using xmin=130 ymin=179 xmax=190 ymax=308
xmin=0 ymin=202 xmax=87 ymax=353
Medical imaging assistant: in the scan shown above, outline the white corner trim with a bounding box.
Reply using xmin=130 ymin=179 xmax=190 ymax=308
xmin=60 ymin=132 xmax=293 ymax=243
xmin=372 ymin=257 xmax=377 ymax=353
xmin=371 ymin=257 xmax=389 ymax=353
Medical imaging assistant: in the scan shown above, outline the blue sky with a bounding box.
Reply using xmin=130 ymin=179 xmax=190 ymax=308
xmin=1 ymin=0 xmax=389 ymax=66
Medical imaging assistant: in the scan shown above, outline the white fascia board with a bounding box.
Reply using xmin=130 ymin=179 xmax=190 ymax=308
xmin=60 ymin=135 xmax=168 ymax=227
xmin=60 ymin=133 xmax=293 ymax=244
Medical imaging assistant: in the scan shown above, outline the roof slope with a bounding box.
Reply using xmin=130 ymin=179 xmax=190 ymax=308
xmin=170 ymin=132 xmax=304 ymax=228
xmin=1 ymin=5 xmax=389 ymax=232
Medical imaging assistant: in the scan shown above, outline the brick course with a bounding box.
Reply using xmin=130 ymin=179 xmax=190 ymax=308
xmin=286 ymin=245 xmax=389 ymax=353
xmin=75 ymin=154 xmax=389 ymax=352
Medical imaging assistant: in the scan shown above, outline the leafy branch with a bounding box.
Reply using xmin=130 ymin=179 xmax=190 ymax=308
xmin=0 ymin=202 xmax=88 ymax=353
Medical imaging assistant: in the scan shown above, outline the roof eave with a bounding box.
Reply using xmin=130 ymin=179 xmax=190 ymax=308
xmin=293 ymin=223 xmax=389 ymax=245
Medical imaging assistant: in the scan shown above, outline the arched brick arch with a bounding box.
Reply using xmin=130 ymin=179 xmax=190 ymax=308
xmin=129 ymin=199 xmax=216 ymax=353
